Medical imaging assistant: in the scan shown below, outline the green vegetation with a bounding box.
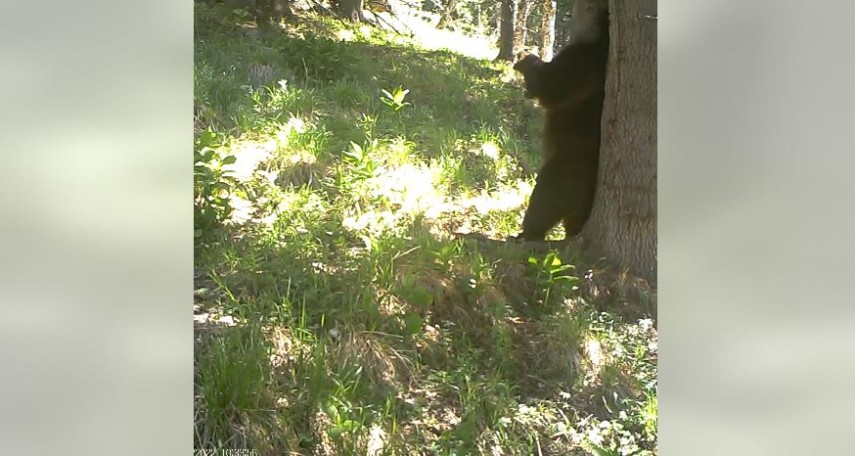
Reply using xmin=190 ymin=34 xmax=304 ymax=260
xmin=194 ymin=4 xmax=656 ymax=454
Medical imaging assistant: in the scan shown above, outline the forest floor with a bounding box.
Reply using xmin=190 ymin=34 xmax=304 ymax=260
xmin=194 ymin=4 xmax=657 ymax=454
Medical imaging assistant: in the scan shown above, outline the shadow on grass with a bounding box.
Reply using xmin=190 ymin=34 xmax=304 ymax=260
xmin=194 ymin=215 xmax=656 ymax=452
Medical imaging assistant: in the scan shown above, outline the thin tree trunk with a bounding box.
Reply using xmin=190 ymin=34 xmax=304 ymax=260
xmin=513 ymin=0 xmax=533 ymax=55
xmin=496 ymin=0 xmax=518 ymax=61
xmin=255 ymin=0 xmax=293 ymax=24
xmin=339 ymin=0 xmax=366 ymax=22
xmin=580 ymin=0 xmax=657 ymax=282
xmin=539 ymin=0 xmax=556 ymax=60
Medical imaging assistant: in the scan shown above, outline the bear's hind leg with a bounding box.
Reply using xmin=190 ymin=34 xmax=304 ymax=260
xmin=517 ymin=162 xmax=570 ymax=241
xmin=559 ymin=171 xmax=597 ymax=239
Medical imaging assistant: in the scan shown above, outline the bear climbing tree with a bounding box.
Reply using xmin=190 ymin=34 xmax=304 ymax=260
xmin=512 ymin=0 xmax=610 ymax=241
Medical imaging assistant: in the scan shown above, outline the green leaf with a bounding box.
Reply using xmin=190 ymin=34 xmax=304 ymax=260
xmin=201 ymin=148 xmax=216 ymax=163
xmin=221 ymin=155 xmax=237 ymax=165
xmin=403 ymin=312 xmax=423 ymax=335
xmin=197 ymin=128 xmax=217 ymax=149
xmin=393 ymin=88 xmax=410 ymax=104
xmin=589 ymin=445 xmax=619 ymax=456
xmin=406 ymin=285 xmax=433 ymax=307
xmin=327 ymin=426 xmax=344 ymax=439
xmin=234 ymin=187 xmax=249 ymax=199
xmin=344 ymin=142 xmax=364 ymax=161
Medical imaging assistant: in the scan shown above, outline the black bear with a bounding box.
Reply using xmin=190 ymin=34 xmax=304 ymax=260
xmin=512 ymin=0 xmax=610 ymax=241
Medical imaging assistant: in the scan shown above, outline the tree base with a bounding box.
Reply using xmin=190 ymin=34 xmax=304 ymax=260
xmin=454 ymin=232 xmax=657 ymax=321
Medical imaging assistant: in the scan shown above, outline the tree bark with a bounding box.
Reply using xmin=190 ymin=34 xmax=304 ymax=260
xmin=539 ymin=0 xmax=556 ymax=60
xmin=495 ymin=0 xmax=518 ymax=61
xmin=339 ymin=0 xmax=366 ymax=22
xmin=255 ymin=0 xmax=293 ymax=24
xmin=580 ymin=0 xmax=657 ymax=282
xmin=513 ymin=0 xmax=533 ymax=56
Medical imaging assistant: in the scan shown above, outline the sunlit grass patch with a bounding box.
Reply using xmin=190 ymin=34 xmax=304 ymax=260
xmin=393 ymin=8 xmax=498 ymax=60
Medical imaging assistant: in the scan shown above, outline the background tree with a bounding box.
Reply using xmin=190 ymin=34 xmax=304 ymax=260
xmin=338 ymin=0 xmax=367 ymax=21
xmin=501 ymin=0 xmax=568 ymax=61
xmin=552 ymin=0 xmax=577 ymax=49
xmin=495 ymin=0 xmax=517 ymax=60
xmin=539 ymin=0 xmax=556 ymax=59
xmin=580 ymin=0 xmax=657 ymax=282
xmin=512 ymin=0 xmax=533 ymax=55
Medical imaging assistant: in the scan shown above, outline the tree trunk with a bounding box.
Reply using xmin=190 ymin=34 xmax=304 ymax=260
xmin=580 ymin=0 xmax=657 ymax=282
xmin=339 ymin=0 xmax=366 ymax=22
xmin=495 ymin=0 xmax=518 ymax=61
xmin=255 ymin=0 xmax=293 ymax=24
xmin=539 ymin=0 xmax=556 ymax=60
xmin=513 ymin=0 xmax=532 ymax=56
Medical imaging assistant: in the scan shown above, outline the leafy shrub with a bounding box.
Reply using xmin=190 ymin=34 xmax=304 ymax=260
xmin=194 ymin=128 xmax=244 ymax=238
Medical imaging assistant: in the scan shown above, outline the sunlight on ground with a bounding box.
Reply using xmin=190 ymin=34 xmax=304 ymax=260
xmin=366 ymin=425 xmax=386 ymax=456
xmin=222 ymin=118 xmax=312 ymax=225
xmin=337 ymin=29 xmax=356 ymax=42
xmin=193 ymin=305 xmax=240 ymax=327
xmin=585 ymin=337 xmax=604 ymax=373
xmin=279 ymin=116 xmax=307 ymax=137
xmin=375 ymin=4 xmax=498 ymax=60
xmin=223 ymin=118 xmax=306 ymax=181
xmin=336 ymin=25 xmax=373 ymax=42
xmin=222 ymin=138 xmax=276 ymax=225
xmin=459 ymin=183 xmax=531 ymax=214
xmin=479 ymin=141 xmax=500 ymax=160
xmin=406 ymin=18 xmax=497 ymax=60
xmin=223 ymin=139 xmax=275 ymax=181
xmin=369 ymin=162 xmax=444 ymax=213
xmin=221 ymin=130 xmax=532 ymax=233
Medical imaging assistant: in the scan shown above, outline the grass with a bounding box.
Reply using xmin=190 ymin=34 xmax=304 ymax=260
xmin=194 ymin=3 xmax=657 ymax=455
